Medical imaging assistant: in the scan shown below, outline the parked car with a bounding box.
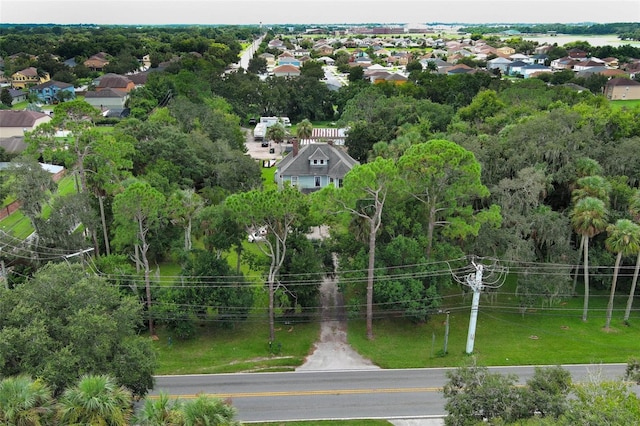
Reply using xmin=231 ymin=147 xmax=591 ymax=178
xmin=248 ymin=117 xmax=257 ymax=125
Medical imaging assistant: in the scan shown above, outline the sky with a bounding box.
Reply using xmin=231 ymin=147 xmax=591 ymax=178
xmin=1 ymin=0 xmax=639 ymax=26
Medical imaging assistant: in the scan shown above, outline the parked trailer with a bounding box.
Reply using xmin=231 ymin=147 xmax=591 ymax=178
xmin=260 ymin=116 xmax=291 ymax=127
xmin=253 ymin=123 xmax=267 ymax=141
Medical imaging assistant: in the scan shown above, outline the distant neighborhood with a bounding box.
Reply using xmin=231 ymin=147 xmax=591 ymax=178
xmin=1 ymin=25 xmax=640 ymax=156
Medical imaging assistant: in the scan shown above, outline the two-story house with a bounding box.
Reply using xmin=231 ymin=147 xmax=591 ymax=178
xmin=29 ymin=80 xmax=75 ymax=104
xmin=84 ymin=52 xmax=109 ymax=71
xmin=11 ymin=67 xmax=50 ymax=89
xmin=275 ymin=142 xmax=358 ymax=193
xmin=604 ymin=78 xmax=640 ymax=100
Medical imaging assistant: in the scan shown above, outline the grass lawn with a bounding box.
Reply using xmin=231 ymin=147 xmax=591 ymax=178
xmin=610 ymin=99 xmax=640 ymax=110
xmin=153 ymin=318 xmax=319 ymax=375
xmin=0 ymin=210 xmax=33 ymax=239
xmin=348 ymin=283 xmax=640 ymax=368
xmin=152 ymin=269 xmax=640 ymax=377
xmin=261 ymin=166 xmax=276 ymax=190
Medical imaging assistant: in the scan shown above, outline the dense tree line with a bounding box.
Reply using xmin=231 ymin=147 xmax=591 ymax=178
xmin=460 ymin=22 xmax=640 ymax=40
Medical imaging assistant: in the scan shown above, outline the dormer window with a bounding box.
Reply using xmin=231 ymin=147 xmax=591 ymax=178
xmin=311 ymin=159 xmax=326 ymax=166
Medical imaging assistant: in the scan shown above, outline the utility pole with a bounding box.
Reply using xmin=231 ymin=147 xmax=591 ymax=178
xmin=451 ymin=256 xmax=508 ymax=355
xmin=465 ymin=261 xmax=483 ymax=354
xmin=443 ymin=310 xmax=450 ymax=354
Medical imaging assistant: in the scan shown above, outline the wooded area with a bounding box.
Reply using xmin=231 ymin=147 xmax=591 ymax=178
xmin=1 ymin=25 xmax=640 ymax=418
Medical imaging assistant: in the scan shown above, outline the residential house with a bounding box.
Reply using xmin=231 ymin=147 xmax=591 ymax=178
xmin=292 ymin=49 xmax=310 ymax=58
xmin=140 ymin=54 xmax=151 ymax=70
xmin=598 ymin=69 xmax=628 ymax=78
xmin=128 ymin=72 xmax=149 ymax=86
xmin=447 ymin=67 xmax=475 ymax=75
xmin=573 ymin=60 xmax=605 ymax=72
xmin=316 ymin=56 xmax=335 ymax=65
xmin=530 ymin=54 xmax=549 ymax=65
xmin=604 ymin=78 xmax=640 ymax=100
xmin=277 ymin=53 xmax=300 ymax=67
xmin=273 ymin=64 xmax=301 ymax=78
xmin=420 ymin=58 xmax=453 ymax=74
xmin=567 ymin=48 xmax=588 ymax=60
xmin=507 ymin=60 xmax=528 ymax=76
xmin=381 ymin=73 xmax=409 ymax=84
xmin=314 ymin=44 xmax=334 ymax=55
xmin=352 ymin=56 xmax=373 ymax=67
xmin=602 ymin=57 xmax=619 ymax=68
xmin=96 ymin=73 xmax=135 ymax=93
xmin=29 ymin=80 xmax=75 ymax=104
xmin=496 ymin=46 xmax=516 ymax=56
xmin=509 ymin=53 xmax=530 ymax=63
xmin=84 ymin=88 xmax=128 ymax=110
xmin=387 ymin=52 xmax=412 ymax=66
xmin=367 ymin=70 xmax=391 ymax=83
xmin=373 ymin=47 xmax=391 ymax=57
xmin=6 ymin=88 xmax=28 ymax=105
xmin=268 ymin=39 xmax=285 ymax=50
xmin=259 ymin=53 xmax=276 ymax=67
xmin=0 ymin=110 xmax=52 ymax=138
xmin=84 ymin=52 xmax=109 ymax=71
xmin=275 ymin=142 xmax=359 ymax=193
xmin=551 ymin=57 xmax=578 ymax=71
xmin=487 ymin=57 xmax=512 ymax=73
xmin=0 ymin=136 xmax=27 ymax=154
xmin=11 ymin=67 xmax=50 ymax=89
xmin=520 ymin=64 xmax=553 ymax=78
xmin=575 ymin=66 xmax=609 ymax=78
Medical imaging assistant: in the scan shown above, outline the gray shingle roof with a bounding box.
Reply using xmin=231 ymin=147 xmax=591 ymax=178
xmin=277 ymin=143 xmax=358 ymax=178
xmin=85 ymin=88 xmax=126 ymax=98
xmin=0 ymin=110 xmax=49 ymax=128
xmin=30 ymin=80 xmax=74 ymax=90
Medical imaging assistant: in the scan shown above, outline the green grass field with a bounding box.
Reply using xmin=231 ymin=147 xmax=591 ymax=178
xmin=154 ymin=277 xmax=640 ymax=376
xmin=610 ymin=99 xmax=640 ymax=110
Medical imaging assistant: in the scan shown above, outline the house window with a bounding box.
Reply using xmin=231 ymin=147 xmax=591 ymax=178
xmin=337 ymin=178 xmax=343 ymax=188
xmin=314 ymin=176 xmax=321 ymax=187
xmin=313 ymin=159 xmax=318 ymax=164
xmin=291 ymin=176 xmax=298 ymax=187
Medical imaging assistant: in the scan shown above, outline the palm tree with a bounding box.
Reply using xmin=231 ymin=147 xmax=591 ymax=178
xmin=135 ymin=392 xmax=183 ymax=426
xmin=571 ymin=175 xmax=611 ymax=205
xmin=570 ymin=197 xmax=608 ymax=321
xmin=181 ymin=394 xmax=240 ymax=426
xmin=570 ymin=174 xmax=611 ymax=294
xmin=57 ymin=375 xmax=132 ymax=426
xmin=0 ymin=375 xmax=54 ymax=426
xmin=604 ymin=219 xmax=640 ymax=330
xmin=625 ymin=189 xmax=640 ymax=322
xmin=266 ymin=122 xmax=286 ymax=145
xmin=296 ymin=118 xmax=313 ymax=141
xmin=570 ymin=174 xmax=610 ymax=290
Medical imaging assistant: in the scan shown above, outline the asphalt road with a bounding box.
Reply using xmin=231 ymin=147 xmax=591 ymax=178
xmin=151 ymin=363 xmax=630 ymax=423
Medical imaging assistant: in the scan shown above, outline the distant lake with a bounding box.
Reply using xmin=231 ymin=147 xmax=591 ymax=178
xmin=521 ymin=34 xmax=640 ymax=47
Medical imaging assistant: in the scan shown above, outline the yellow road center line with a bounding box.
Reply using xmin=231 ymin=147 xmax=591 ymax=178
xmin=148 ymin=387 xmax=443 ymax=399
